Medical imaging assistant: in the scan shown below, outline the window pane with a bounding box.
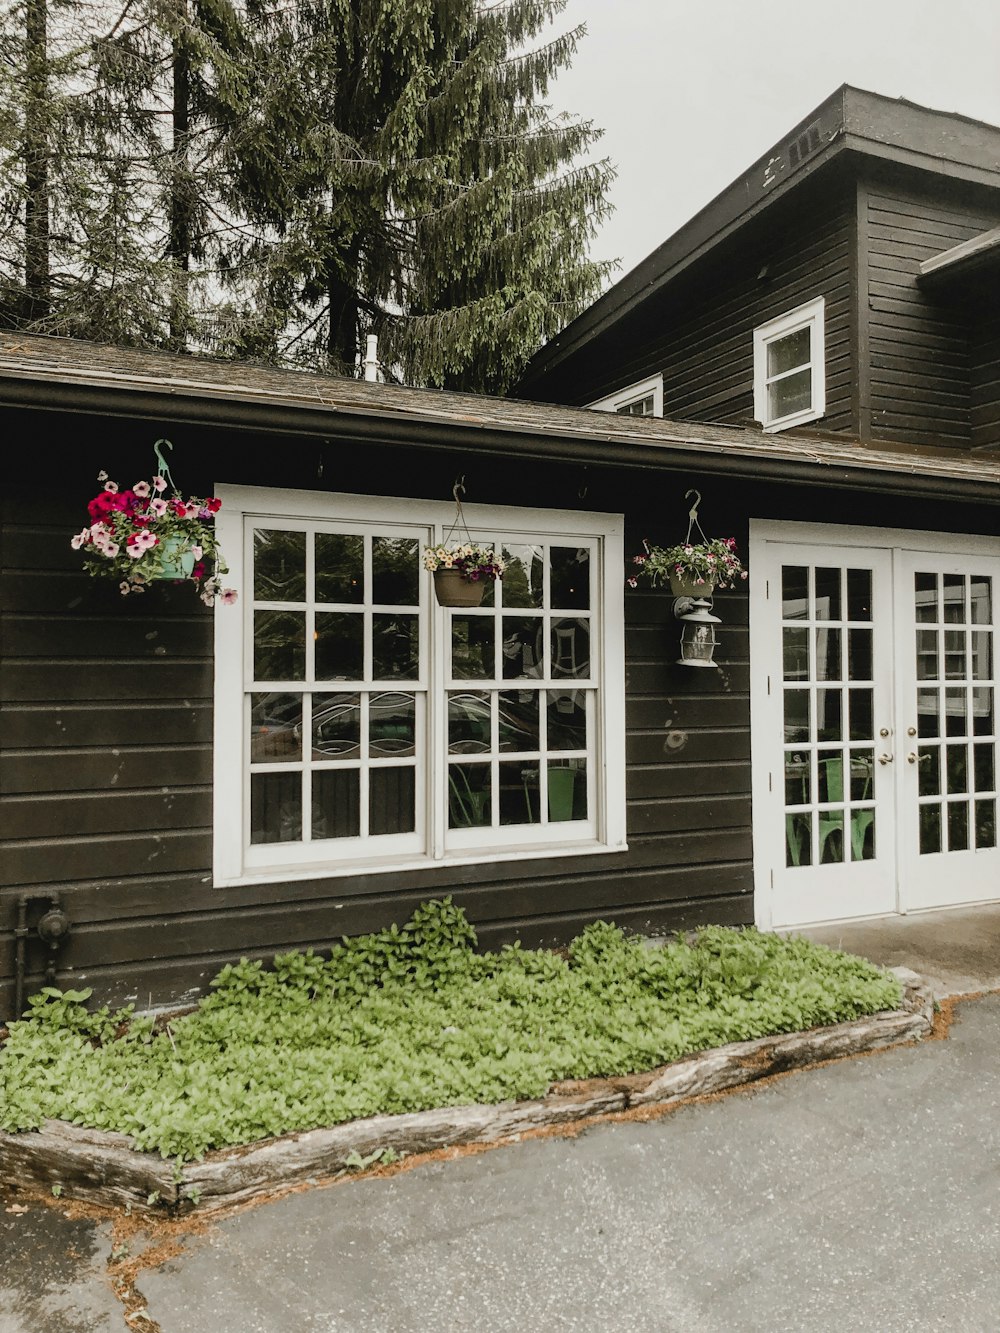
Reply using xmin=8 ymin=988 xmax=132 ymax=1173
xmin=502 ymin=616 xmax=543 ymax=679
xmin=851 ymin=808 xmax=875 ymax=861
xmin=312 ymin=769 xmax=359 ymax=840
xmin=500 ymin=761 xmax=537 ymax=825
xmin=814 ymin=568 xmax=842 ymax=622
xmin=768 ymin=367 xmax=812 ymax=420
xmin=370 ymin=767 xmax=415 ymax=836
xmin=254 ymin=529 xmax=306 ymax=602
xmin=315 ymin=533 xmax=363 ymax=604
xmin=312 ymin=693 xmax=361 ymax=758
xmin=848 ymin=689 xmax=873 ymax=741
xmin=948 ymin=801 xmax=969 ymax=851
xmin=783 ymin=627 xmax=809 ymax=680
xmin=973 ymin=688 xmax=994 ymax=736
xmin=315 ymin=612 xmax=363 ymax=680
xmin=918 ymin=690 xmax=940 ymax=738
xmin=452 ymin=616 xmax=494 ymax=679
xmin=448 ymin=764 xmax=491 ymax=828
xmin=976 ymin=799 xmax=996 ymax=849
xmin=815 ymin=628 xmax=842 ymax=681
xmin=817 ymin=689 xmax=842 ymax=741
xmin=848 ymin=629 xmax=872 ymax=682
xmin=369 ymin=693 xmax=416 ymax=756
xmin=971 ymin=632 xmax=993 ymax=681
xmin=781 ymin=566 xmax=809 ymax=620
xmin=449 ymin=692 xmax=491 ymax=754
xmin=501 ymin=545 xmax=543 ymax=608
xmin=787 ymin=812 xmax=812 ymax=867
xmin=785 ymin=753 xmax=810 ymax=806
xmin=550 ymin=547 xmax=590 ymax=610
xmin=974 ymin=743 xmax=995 ymax=795
xmin=916 ymin=630 xmax=938 ymax=681
xmin=819 ymin=810 xmax=844 ymax=863
xmin=846 ymin=570 xmax=873 ymax=623
xmin=784 ymin=690 xmax=810 ymax=743
xmin=914 ymin=572 xmax=937 ymax=623
xmin=372 ymin=613 xmax=419 ymax=680
xmin=549 ymin=759 xmax=586 ymax=822
xmin=767 ymin=326 xmax=811 ymax=376
xmin=919 ymin=745 xmax=941 ymax=797
xmin=251 ymin=771 xmax=301 ymax=844
xmin=942 ymin=574 xmax=965 ymax=623
xmin=498 ymin=692 xmax=540 ymax=752
xmin=548 ymin=690 xmax=587 ymax=750
xmin=551 ymin=619 xmax=590 ymax=679
xmin=254 ymin=610 xmax=306 ymax=681
xmin=250 ymin=693 xmax=302 ymax=763
xmin=372 ymin=537 xmax=418 ymax=606
xmin=919 ymin=804 xmax=941 ymax=855
xmin=850 ymin=751 xmax=874 ymax=800
xmin=970 ymin=578 xmax=992 ymax=624
xmin=945 ymin=688 xmax=967 ymax=737
xmin=947 ymin=744 xmax=968 ymax=795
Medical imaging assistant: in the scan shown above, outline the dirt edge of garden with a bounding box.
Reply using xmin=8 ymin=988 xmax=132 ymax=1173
xmin=0 ymin=966 xmax=933 ymax=1217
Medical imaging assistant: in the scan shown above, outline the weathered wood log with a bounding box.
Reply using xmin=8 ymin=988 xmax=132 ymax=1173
xmin=0 ymin=968 xmax=933 ymax=1215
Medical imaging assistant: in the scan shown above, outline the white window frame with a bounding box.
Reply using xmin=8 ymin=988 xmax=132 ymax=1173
xmin=213 ymin=484 xmax=627 ymax=888
xmin=753 ymin=297 xmax=826 ymax=433
xmin=588 ymin=374 xmax=663 ymax=417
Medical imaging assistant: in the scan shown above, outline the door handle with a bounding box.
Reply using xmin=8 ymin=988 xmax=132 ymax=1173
xmin=878 ymin=753 xmax=894 ymax=765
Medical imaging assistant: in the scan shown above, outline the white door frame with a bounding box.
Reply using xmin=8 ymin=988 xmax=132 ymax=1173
xmin=750 ymin=518 xmax=1000 ymax=930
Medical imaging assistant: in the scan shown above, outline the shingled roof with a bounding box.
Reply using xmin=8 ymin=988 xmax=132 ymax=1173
xmin=1 ymin=331 xmax=998 ymax=502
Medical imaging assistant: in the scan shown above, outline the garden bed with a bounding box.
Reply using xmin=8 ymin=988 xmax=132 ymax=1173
xmin=0 ymin=903 xmax=933 ymax=1214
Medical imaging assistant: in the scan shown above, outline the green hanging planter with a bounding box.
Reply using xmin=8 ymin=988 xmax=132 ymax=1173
xmin=154 ymin=536 xmax=197 ymax=581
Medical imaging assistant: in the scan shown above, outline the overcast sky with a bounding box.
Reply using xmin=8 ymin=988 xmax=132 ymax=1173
xmin=554 ymin=0 xmax=1000 ymax=279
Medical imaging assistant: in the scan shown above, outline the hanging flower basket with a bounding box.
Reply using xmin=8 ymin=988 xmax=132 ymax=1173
xmin=423 ymin=482 xmax=505 ymax=608
xmin=71 ymin=440 xmax=237 ymax=605
xmin=627 ymin=491 xmax=746 ymax=595
xmin=668 ymin=570 xmax=717 ymax=598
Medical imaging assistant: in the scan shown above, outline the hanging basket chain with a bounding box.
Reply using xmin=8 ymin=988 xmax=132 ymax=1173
xmin=153 ymin=438 xmax=179 ymax=496
xmin=683 ymin=489 xmax=708 ymax=547
xmin=442 ymin=476 xmax=475 ymax=547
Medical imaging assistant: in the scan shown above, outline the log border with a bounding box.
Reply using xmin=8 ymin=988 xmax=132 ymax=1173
xmin=0 ymin=967 xmax=933 ymax=1215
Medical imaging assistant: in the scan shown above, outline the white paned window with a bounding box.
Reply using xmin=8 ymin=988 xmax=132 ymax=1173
xmin=753 ymin=297 xmax=826 ymax=432
xmin=589 ymin=374 xmax=664 ymax=418
xmin=213 ymin=487 xmax=627 ymax=886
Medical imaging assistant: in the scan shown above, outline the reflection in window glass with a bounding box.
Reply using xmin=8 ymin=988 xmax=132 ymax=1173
xmin=970 ymin=578 xmax=992 ymax=625
xmin=372 ymin=537 xmax=418 ymax=606
xmin=372 ymin=613 xmax=419 ymax=679
xmin=781 ymin=566 xmax=809 ymax=620
xmin=550 ymin=547 xmax=590 ymax=609
xmin=848 ymin=689 xmax=873 ymax=741
xmin=846 ymin=569 xmax=873 ymax=623
xmin=916 ymin=630 xmax=938 ymax=682
xmin=848 ymin=629 xmax=872 ymax=682
xmin=452 ymin=616 xmax=494 ymax=679
xmin=767 ymin=327 xmax=810 ymax=376
xmin=976 ymin=799 xmax=996 ymax=850
xmin=498 ymin=692 xmax=539 ymax=753
xmin=551 ymin=619 xmax=590 ymax=679
xmin=850 ymin=751 xmax=874 ymax=800
xmin=311 ymin=693 xmax=360 ymax=758
xmin=254 ymin=610 xmax=306 ymax=681
xmin=815 ymin=627 xmax=841 ymax=681
xmin=943 ymin=574 xmax=965 ymax=624
xmin=945 ymin=689 xmax=967 ymax=737
xmin=315 ymin=612 xmax=363 ymax=680
xmin=919 ymin=804 xmax=941 ymax=855
xmin=946 ymin=745 xmax=968 ymax=795
xmin=784 ymin=690 xmax=810 ymax=742
xmin=315 ymin=533 xmax=363 ymax=604
xmin=501 ymin=545 xmax=543 ymax=608
xmin=786 ymin=812 xmax=812 ymax=866
xmin=974 ymin=743 xmax=995 ymax=795
xmin=312 ymin=769 xmax=360 ymax=840
xmin=254 ymin=529 xmax=306 ymax=602
xmin=785 ymin=754 xmax=810 ymax=806
xmin=819 ymin=810 xmax=845 ymax=863
xmin=548 ymin=691 xmax=586 ymax=750
xmin=851 ymin=809 xmax=875 ymax=861
xmin=448 ymin=692 xmax=491 ymax=753
xmin=783 ymin=627 xmax=809 ymax=680
xmin=769 ymin=368 xmax=811 ymax=420
xmin=814 ymin=567 xmax=841 ymax=622
xmin=500 ymin=761 xmax=538 ymax=825
xmin=251 ymin=771 xmax=301 ymax=844
xmin=948 ymin=801 xmax=969 ymax=851
xmin=549 ymin=759 xmax=586 ymax=821
xmin=448 ymin=763 xmax=491 ymax=828
xmin=369 ymin=693 xmax=415 ymax=756
xmin=914 ymin=572 xmax=937 ymax=623
xmin=250 ymin=693 xmax=302 ymax=763
xmin=973 ymin=688 xmax=994 ymax=736
xmin=918 ymin=745 xmax=941 ymax=797
xmin=369 ymin=767 xmax=415 ymax=836
xmin=502 ymin=616 xmax=543 ymax=679
xmin=816 ymin=688 xmax=843 ymax=742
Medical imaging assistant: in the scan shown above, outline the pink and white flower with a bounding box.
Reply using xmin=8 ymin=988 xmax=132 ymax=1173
xmin=104 ymin=480 xmax=119 ymax=493
xmin=133 ymin=480 xmax=151 ymax=498
xmin=152 ymin=475 xmax=167 ymax=493
xmin=149 ymin=498 xmax=168 ymax=517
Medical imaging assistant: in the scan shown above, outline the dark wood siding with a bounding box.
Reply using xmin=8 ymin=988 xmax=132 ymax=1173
xmin=863 ymin=174 xmax=1000 ymax=447
xmin=520 ymin=168 xmax=856 ymax=435
xmin=971 ymin=304 xmax=1000 ymax=450
xmin=0 ymin=414 xmax=755 ymax=1015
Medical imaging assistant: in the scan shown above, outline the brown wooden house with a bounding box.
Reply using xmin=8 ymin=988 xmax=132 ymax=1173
xmin=1 ymin=332 xmax=998 ymax=1018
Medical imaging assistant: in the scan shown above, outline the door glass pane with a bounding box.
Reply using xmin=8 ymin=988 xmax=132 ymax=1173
xmin=945 ymin=689 xmax=968 ymax=736
xmin=914 ymin=572 xmax=937 ymax=623
xmin=783 ymin=627 xmax=809 ymax=680
xmin=814 ymin=568 xmax=842 ymax=622
xmin=312 ymin=769 xmax=359 ymax=840
xmin=848 ymin=689 xmax=873 ymax=741
xmin=784 ymin=690 xmax=810 ymax=742
xmin=550 ymin=547 xmax=590 ymax=610
xmin=919 ymin=804 xmax=942 ymax=855
xmin=250 ymin=693 xmax=302 ymax=762
xmin=970 ymin=578 xmax=992 ymax=624
xmin=973 ymin=689 xmax=994 ymax=736
xmin=847 ymin=569 xmax=873 ymax=622
xmin=944 ymin=630 xmax=966 ymax=679
xmin=918 ymin=745 xmax=941 ymax=797
xmin=370 ymin=537 xmax=418 ymax=606
xmin=848 ymin=629 xmax=872 ymax=681
xmin=974 ymin=743 xmax=995 ymax=795
xmin=786 ymin=812 xmax=812 ymax=867
xmin=815 ymin=628 xmax=842 ymax=681
xmin=918 ymin=690 xmax=940 ymax=738
xmin=312 ymin=693 xmax=360 ymax=758
xmin=946 ymin=745 xmax=968 ymax=794
xmin=315 ymin=612 xmax=363 ymax=680
xmin=369 ymin=693 xmax=416 ymax=756
xmin=369 ymin=767 xmax=415 ymax=836
xmin=254 ymin=529 xmax=306 ymax=602
xmin=851 ymin=809 xmax=875 ymax=861
xmin=819 ymin=810 xmax=845 ymax=863
xmin=816 ymin=689 xmax=842 ymax=742
xmin=942 ymin=575 xmax=965 ymax=623
xmin=817 ymin=751 xmax=844 ymax=802
xmin=785 ymin=753 xmax=810 ymax=806
xmin=315 ymin=533 xmax=363 ymax=604
xmin=449 ymin=692 xmax=491 ymax=754
xmin=976 ymin=800 xmax=996 ymax=849
xmin=916 ymin=630 xmax=938 ymax=681
xmin=971 ymin=632 xmax=993 ymax=681
xmin=850 ymin=751 xmax=874 ymax=800
xmin=254 ymin=610 xmax=306 ymax=681
xmin=948 ymin=801 xmax=969 ymax=851
xmin=781 ymin=566 xmax=809 ymax=619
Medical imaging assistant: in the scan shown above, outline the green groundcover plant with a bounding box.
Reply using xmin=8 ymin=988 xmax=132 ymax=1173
xmin=0 ymin=900 xmax=901 ymax=1164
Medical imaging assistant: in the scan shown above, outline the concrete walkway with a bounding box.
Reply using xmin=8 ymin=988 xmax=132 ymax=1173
xmin=797 ymin=901 xmax=1000 ymax=998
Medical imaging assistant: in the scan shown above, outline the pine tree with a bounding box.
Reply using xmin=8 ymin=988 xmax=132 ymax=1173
xmin=222 ymin=0 xmax=616 ymax=392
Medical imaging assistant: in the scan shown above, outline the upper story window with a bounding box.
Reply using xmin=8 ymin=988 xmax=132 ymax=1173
xmin=588 ymin=374 xmax=664 ymax=418
xmin=213 ymin=486 xmax=627 ymax=887
xmin=753 ymin=297 xmax=826 ymax=432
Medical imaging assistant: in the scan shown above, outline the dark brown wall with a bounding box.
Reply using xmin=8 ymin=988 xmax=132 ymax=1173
xmin=971 ymin=303 xmax=1000 ymax=450
xmin=0 ymin=408 xmax=755 ymax=1016
xmin=861 ymin=169 xmax=1000 ymax=447
xmin=520 ymin=167 xmax=857 ymax=433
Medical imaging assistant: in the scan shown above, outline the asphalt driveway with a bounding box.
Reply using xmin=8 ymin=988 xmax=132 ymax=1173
xmin=4 ymin=990 xmax=1000 ymax=1333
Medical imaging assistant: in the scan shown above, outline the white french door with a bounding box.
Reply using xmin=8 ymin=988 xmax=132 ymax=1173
xmin=751 ymin=523 xmax=1000 ymax=929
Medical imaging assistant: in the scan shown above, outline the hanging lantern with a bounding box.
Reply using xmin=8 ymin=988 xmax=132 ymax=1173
xmin=675 ymin=598 xmax=720 ymax=668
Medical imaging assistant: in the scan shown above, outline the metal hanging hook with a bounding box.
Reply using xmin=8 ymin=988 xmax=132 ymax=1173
xmin=453 ymin=476 xmax=466 ymax=505
xmin=683 ymin=489 xmax=707 ymax=546
xmin=685 ymin=488 xmax=702 ymax=519
xmin=153 ymin=438 xmax=178 ymax=494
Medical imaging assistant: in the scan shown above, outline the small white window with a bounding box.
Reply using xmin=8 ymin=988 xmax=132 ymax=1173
xmin=588 ymin=374 xmax=663 ymax=418
xmin=213 ymin=486 xmax=627 ymax=887
xmin=753 ymin=297 xmax=825 ymax=432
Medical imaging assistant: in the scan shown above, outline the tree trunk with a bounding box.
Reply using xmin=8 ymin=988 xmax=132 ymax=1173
xmin=327 ymin=237 xmax=359 ymax=371
xmin=23 ymin=0 xmax=50 ymax=322
xmin=167 ymin=17 xmax=191 ymax=348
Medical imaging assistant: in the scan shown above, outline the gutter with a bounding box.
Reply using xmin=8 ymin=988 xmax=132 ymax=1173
xmin=1 ymin=373 xmax=998 ymax=508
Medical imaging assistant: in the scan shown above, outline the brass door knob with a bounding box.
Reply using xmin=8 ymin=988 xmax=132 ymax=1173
xmin=878 ymin=753 xmax=894 ymax=765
